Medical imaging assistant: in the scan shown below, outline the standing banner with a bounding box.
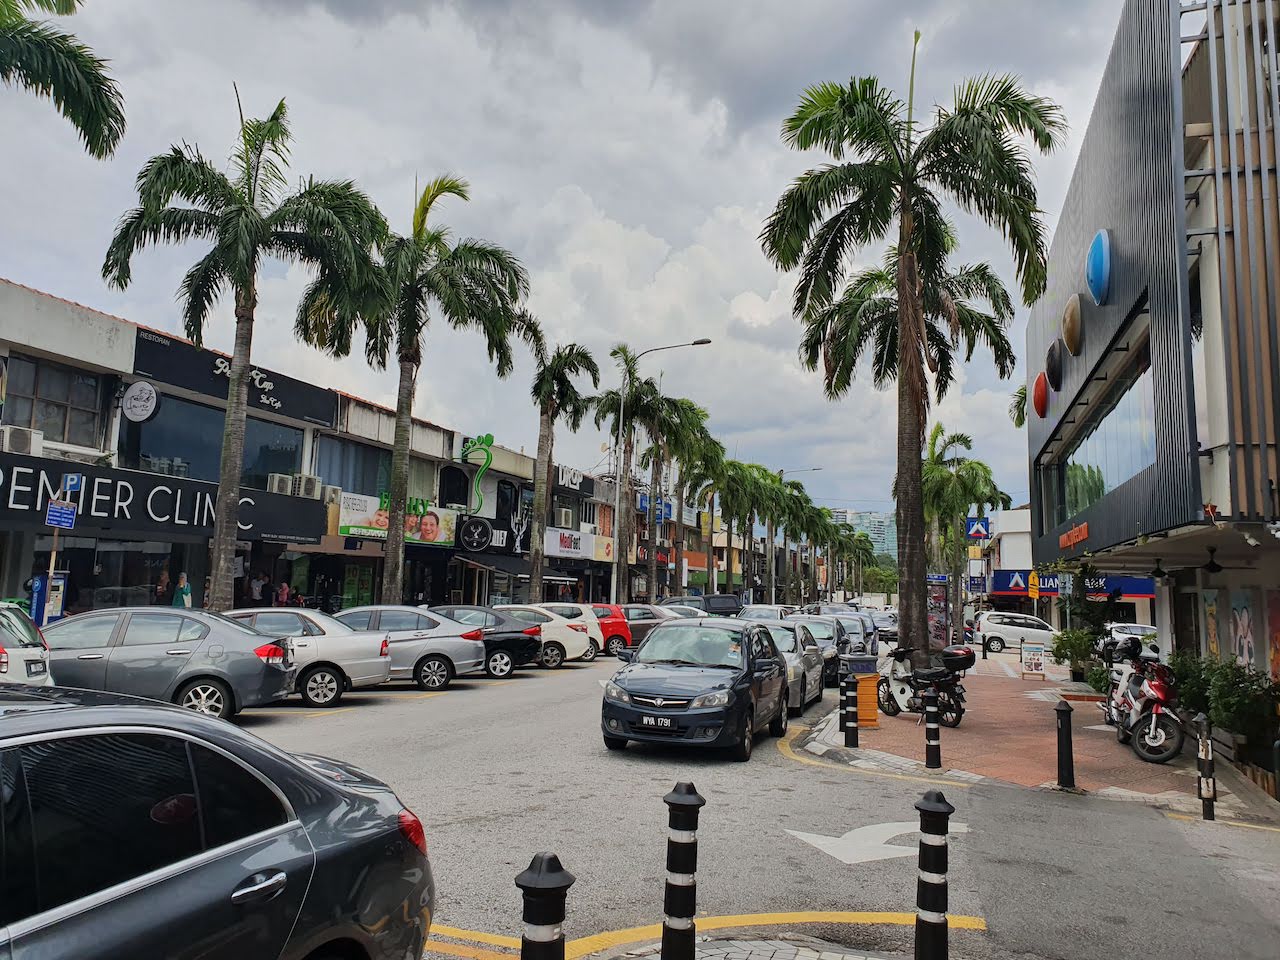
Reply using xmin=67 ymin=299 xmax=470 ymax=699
xmin=1020 ymin=641 xmax=1046 ymax=680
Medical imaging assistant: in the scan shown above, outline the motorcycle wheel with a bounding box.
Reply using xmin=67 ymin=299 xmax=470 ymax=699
xmin=877 ymin=677 xmax=901 ymax=716
xmin=939 ymin=693 xmax=963 ymax=727
xmin=1131 ymin=711 xmax=1185 ymax=764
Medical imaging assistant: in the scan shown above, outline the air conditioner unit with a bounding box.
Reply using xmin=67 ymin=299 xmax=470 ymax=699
xmin=0 ymin=426 xmax=43 ymax=457
xmin=267 ymin=473 xmax=293 ymax=496
xmin=555 ymin=508 xmax=573 ymax=528
xmin=292 ymin=473 xmax=323 ymax=500
xmin=579 ymin=522 xmax=599 ymax=535
xmin=322 ymin=484 xmax=342 ymax=506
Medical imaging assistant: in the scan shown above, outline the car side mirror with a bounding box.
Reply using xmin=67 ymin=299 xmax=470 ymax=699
xmin=617 ymin=650 xmax=633 ymax=662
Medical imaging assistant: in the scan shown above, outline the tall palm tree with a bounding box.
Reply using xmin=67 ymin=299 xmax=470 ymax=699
xmin=528 ymin=343 xmax=599 ymax=602
xmin=103 ymin=96 xmax=386 ymax=610
xmin=2 ymin=0 xmax=125 ymax=157
xmin=667 ymin=402 xmax=717 ymax=594
xmin=1008 ymin=384 xmax=1027 ymax=427
xmin=681 ymin=447 xmax=725 ymax=597
xmin=763 ymin=42 xmax=1062 ymax=656
xmin=776 ymin=481 xmax=813 ymax=605
xmin=639 ymin=397 xmax=712 ymax=600
xmin=301 ymin=175 xmax=539 ymax=604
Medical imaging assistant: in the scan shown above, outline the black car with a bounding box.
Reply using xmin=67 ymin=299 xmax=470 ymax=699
xmin=785 ymin=614 xmax=849 ymax=686
xmin=601 ymin=617 xmax=789 ymax=761
xmin=429 ymin=604 xmax=543 ymax=677
xmin=0 ymin=685 xmax=433 ymax=959
xmin=660 ymin=594 xmax=744 ymax=617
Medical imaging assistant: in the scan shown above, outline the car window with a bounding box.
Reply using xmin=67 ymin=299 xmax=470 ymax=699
xmin=336 ymin=610 xmax=373 ymax=630
xmin=202 ymin=611 xmax=265 ymax=636
xmin=836 ymin=617 xmax=864 ymax=637
xmin=635 ymin=624 xmax=743 ymax=668
xmin=20 ymin=733 xmax=201 ymax=917
xmin=379 ymin=610 xmax=425 ymax=632
xmin=624 ymin=606 xmax=655 ymax=621
xmin=801 ymin=621 xmax=834 ymax=643
xmin=190 ymin=743 xmax=288 ymax=848
xmin=0 ymin=750 xmax=37 ymax=923
xmin=0 ymin=608 xmax=43 ymax=647
xmin=795 ymin=624 xmax=819 ymax=649
xmin=507 ymin=609 xmax=550 ymax=624
xmin=546 ymin=605 xmax=581 ymax=620
xmin=591 ymin=606 xmax=614 ymax=620
xmin=1030 ymin=618 xmax=1052 ymax=631
xmin=448 ymin=609 xmax=493 ymax=627
xmin=766 ymin=626 xmax=797 ymax=652
xmin=252 ymin=612 xmax=307 ymax=637
xmin=179 ymin=618 xmax=207 ymax=642
xmin=43 ymin=613 xmax=120 ymax=650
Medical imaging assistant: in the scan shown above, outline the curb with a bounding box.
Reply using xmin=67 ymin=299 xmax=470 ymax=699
xmin=797 ymin=710 xmax=987 ymax=785
xmin=604 ymin=933 xmax=901 ymax=960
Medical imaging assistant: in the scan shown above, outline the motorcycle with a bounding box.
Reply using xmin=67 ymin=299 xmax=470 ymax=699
xmin=1102 ymin=637 xmax=1185 ymax=763
xmin=877 ymin=644 xmax=975 ymax=727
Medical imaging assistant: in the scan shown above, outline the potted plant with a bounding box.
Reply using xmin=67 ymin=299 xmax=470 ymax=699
xmin=1051 ymin=628 xmax=1098 ymax=683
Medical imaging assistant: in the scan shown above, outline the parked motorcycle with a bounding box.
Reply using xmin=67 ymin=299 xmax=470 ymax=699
xmin=877 ymin=644 xmax=975 ymax=727
xmin=1102 ymin=637 xmax=1185 ymax=763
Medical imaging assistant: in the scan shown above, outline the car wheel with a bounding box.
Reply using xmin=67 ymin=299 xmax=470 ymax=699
xmin=986 ymin=636 xmax=1006 ymax=653
xmin=790 ymin=680 xmax=805 ymax=717
xmin=603 ymin=734 xmax=627 ymax=751
xmin=540 ymin=642 xmax=566 ymax=669
xmin=486 ymin=649 xmax=515 ymax=677
xmin=175 ymin=679 xmax=232 ymax=720
xmin=300 ymin=666 xmax=344 ymax=708
xmin=730 ymin=711 xmax=754 ymax=762
xmin=415 ymin=655 xmax=452 ymax=690
xmin=770 ymin=692 xmax=789 ymax=736
xmin=606 ymin=636 xmax=626 ymax=657
xmin=581 ymin=640 xmax=600 ymax=662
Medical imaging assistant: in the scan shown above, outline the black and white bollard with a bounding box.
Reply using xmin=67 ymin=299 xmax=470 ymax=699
xmin=1195 ymin=712 xmax=1216 ymax=821
xmin=923 ymin=687 xmax=941 ymax=770
xmin=1055 ymin=700 xmax=1076 ymax=790
xmin=914 ymin=789 xmax=954 ymax=960
xmin=515 ymin=853 xmax=575 ymax=960
xmin=840 ymin=674 xmax=859 ymax=748
xmin=661 ymin=782 xmax=706 ymax=960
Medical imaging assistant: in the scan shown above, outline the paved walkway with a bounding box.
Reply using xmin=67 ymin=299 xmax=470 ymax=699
xmin=607 ymin=936 xmax=898 ymax=960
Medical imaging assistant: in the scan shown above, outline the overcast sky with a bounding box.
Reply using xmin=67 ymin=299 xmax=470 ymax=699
xmin=1 ymin=0 xmax=1123 ymax=511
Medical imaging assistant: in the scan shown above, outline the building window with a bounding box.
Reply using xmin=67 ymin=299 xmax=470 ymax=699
xmin=2 ymin=353 xmax=104 ymax=447
xmin=315 ymin=436 xmax=390 ymax=497
xmin=496 ymin=480 xmax=519 ymax=526
xmin=581 ymin=501 xmax=598 ymax=527
xmin=439 ymin=465 xmax=469 ymax=508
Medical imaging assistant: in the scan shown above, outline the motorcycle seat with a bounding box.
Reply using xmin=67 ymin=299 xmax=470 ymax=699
xmin=912 ymin=666 xmax=951 ymax=682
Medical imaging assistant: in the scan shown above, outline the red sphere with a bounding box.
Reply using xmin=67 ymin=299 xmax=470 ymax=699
xmin=1033 ymin=372 xmax=1050 ymax=419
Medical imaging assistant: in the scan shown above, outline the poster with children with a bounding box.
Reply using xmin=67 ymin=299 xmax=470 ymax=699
xmin=1230 ymin=590 xmax=1256 ymax=667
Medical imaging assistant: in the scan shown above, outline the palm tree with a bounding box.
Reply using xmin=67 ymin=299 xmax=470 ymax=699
xmin=529 ymin=343 xmax=599 ymax=602
xmin=2 ymin=0 xmax=125 ymax=157
xmin=1008 ymin=384 xmax=1027 ymax=427
xmin=680 ymin=447 xmax=725 ymax=597
xmin=667 ymin=402 xmax=717 ymax=595
xmin=763 ymin=41 xmax=1062 ymax=656
xmin=301 ymin=175 xmax=539 ymax=605
xmin=776 ymin=481 xmax=814 ymax=605
xmin=103 ymin=96 xmax=386 ymax=610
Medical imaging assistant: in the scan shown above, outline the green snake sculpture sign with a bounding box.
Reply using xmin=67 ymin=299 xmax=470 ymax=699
xmin=460 ymin=433 xmax=494 ymax=513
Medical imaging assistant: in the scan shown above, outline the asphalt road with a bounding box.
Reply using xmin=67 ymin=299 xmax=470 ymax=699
xmin=241 ymin=658 xmax=1280 ymax=960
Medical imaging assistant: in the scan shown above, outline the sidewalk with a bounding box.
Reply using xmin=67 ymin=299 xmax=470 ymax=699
xmin=604 ymin=935 xmax=900 ymax=960
xmin=803 ymin=655 xmax=1280 ymax=822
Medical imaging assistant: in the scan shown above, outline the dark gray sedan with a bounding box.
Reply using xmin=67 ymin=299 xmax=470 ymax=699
xmin=41 ymin=608 xmax=293 ymax=719
xmin=0 ymin=685 xmax=433 ymax=959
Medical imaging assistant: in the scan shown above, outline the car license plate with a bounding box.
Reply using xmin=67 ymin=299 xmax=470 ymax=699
xmin=27 ymin=660 xmax=47 ymax=677
xmin=640 ymin=715 xmax=673 ymax=728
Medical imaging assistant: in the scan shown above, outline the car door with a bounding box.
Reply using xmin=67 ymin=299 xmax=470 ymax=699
xmin=5 ymin=733 xmax=313 ymax=960
xmin=376 ymin=608 xmax=438 ymax=678
xmin=251 ymin=612 xmax=312 ymax=670
xmin=623 ymin=606 xmax=659 ymax=643
xmin=1021 ymin=616 xmax=1056 ymax=647
xmin=748 ymin=628 xmax=783 ymax=723
xmin=796 ymin=626 xmax=824 ymax=690
xmin=105 ymin=613 xmax=206 ymax=701
xmin=41 ymin=613 xmax=122 ymax=690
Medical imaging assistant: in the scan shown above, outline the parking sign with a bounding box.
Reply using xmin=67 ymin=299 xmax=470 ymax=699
xmin=45 ymin=500 xmax=77 ymax=530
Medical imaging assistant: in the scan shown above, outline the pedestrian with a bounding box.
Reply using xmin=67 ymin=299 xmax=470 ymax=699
xmin=154 ymin=571 xmax=172 ymax=606
xmin=249 ymin=572 xmax=265 ymax=603
xmin=171 ymin=572 xmax=192 ymax=608
xmin=290 ymin=588 xmax=305 ymax=607
xmin=276 ymin=581 xmax=291 ymax=607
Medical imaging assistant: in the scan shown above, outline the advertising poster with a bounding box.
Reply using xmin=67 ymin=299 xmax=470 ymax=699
xmin=592 ymin=535 xmax=615 ymax=563
xmin=1203 ymin=589 xmax=1220 ymax=659
xmin=338 ymin=492 xmax=457 ymax=546
xmin=1230 ymin=590 xmax=1256 ymax=667
xmin=1266 ymin=590 xmax=1280 ymax=680
xmin=1020 ymin=642 xmax=1046 ymax=680
xmin=926 ymin=582 xmax=948 ymax=649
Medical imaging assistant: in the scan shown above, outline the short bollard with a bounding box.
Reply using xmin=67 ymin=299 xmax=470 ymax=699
xmin=1055 ymin=700 xmax=1076 ymax=790
xmin=840 ymin=674 xmax=859 ymax=748
xmin=914 ymin=789 xmax=954 ymax=960
xmin=515 ymin=853 xmax=575 ymax=960
xmin=923 ymin=687 xmax=942 ymax=769
xmin=1195 ymin=712 xmax=1216 ymax=821
xmin=661 ymin=782 xmax=706 ymax=960
xmin=980 ymin=638 xmax=988 ymax=660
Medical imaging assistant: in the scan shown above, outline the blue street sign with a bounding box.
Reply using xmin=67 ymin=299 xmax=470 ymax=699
xmin=63 ymin=473 xmax=83 ymax=493
xmin=45 ymin=500 xmax=77 ymax=530
xmin=926 ymin=573 xmax=949 ymax=584
xmin=965 ymin=516 xmax=991 ymax=539
xmin=968 ymin=575 xmax=986 ymax=593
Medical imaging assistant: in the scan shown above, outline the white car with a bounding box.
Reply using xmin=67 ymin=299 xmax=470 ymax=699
xmin=739 ymin=604 xmax=797 ymax=621
xmin=537 ymin=603 xmax=605 ymax=659
xmin=227 ymin=607 xmax=391 ymax=707
xmin=0 ymin=603 xmax=52 ymax=687
xmin=496 ymin=605 xmax=591 ymax=667
xmin=335 ymin=605 xmax=487 ymax=689
xmin=974 ymin=610 xmax=1055 ymax=653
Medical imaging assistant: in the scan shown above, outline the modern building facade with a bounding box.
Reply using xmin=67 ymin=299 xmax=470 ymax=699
xmin=830 ymin=509 xmax=898 ymax=559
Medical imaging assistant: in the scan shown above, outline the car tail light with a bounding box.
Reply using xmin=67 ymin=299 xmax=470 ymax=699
xmin=0 ymin=645 xmax=7 ymax=674
xmin=254 ymin=643 xmax=286 ymax=665
xmin=568 ymin=623 xmax=587 ymax=633
xmin=380 ymin=636 xmax=390 ymax=657
xmin=461 ymin=629 xmax=484 ymax=641
xmin=399 ymin=808 xmax=428 ymax=855
xmin=522 ymin=625 xmax=541 ymax=636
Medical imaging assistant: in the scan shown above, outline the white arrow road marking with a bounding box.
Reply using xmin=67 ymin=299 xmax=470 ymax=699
xmin=787 ymin=821 xmax=971 ymax=865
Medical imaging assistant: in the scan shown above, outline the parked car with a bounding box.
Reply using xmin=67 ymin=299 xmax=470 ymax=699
xmin=429 ymin=604 xmax=543 ymax=677
xmin=661 ymin=594 xmax=744 ymax=617
xmin=42 ymin=608 xmax=293 ymax=719
xmin=226 ymin=607 xmax=391 ymax=707
xmin=831 ymin=612 xmax=873 ymax=655
xmin=974 ymin=610 xmax=1055 ymax=653
xmin=601 ymin=617 xmax=789 ymax=761
xmin=785 ymin=614 xmax=848 ymax=686
xmin=663 ymin=604 xmax=705 ymax=619
xmin=589 ymin=603 xmax=635 ymax=656
xmin=758 ymin=619 xmax=824 ymax=716
xmin=871 ymin=609 xmax=898 ymax=642
xmin=800 ymin=602 xmax=861 ymax=614
xmin=739 ymin=604 xmax=797 ymax=621
xmin=334 ymin=605 xmax=486 ymax=689
xmin=621 ymin=604 xmax=679 ymax=645
xmin=496 ymin=604 xmax=591 ymax=666
xmin=0 ymin=684 xmax=433 ymax=959
xmin=0 ymin=601 xmax=51 ymax=687
xmin=537 ymin=602 xmax=606 ymax=660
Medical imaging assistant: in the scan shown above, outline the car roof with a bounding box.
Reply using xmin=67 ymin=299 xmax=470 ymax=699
xmin=337 ymin=604 xmax=422 ymax=612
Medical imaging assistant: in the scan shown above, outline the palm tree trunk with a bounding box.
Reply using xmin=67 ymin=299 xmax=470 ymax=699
xmin=620 ymin=429 xmax=636 ymax=603
xmin=781 ymin=532 xmax=790 ymax=604
xmin=529 ymin=404 xmax=553 ymax=603
xmin=647 ymin=456 xmax=660 ymax=601
xmin=766 ymin=518 xmax=776 ymax=604
xmin=951 ymin=515 xmax=965 ymax=642
xmin=673 ymin=472 xmax=686 ymax=595
xmin=726 ymin=516 xmax=736 ymax=595
xmin=208 ymin=291 xmax=255 ymax=611
xmin=380 ymin=355 xmax=416 ymax=605
xmin=705 ymin=492 xmax=716 ymax=594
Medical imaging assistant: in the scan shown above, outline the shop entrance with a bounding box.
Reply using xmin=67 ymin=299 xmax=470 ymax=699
xmin=31 ymin=535 xmax=208 ymax=613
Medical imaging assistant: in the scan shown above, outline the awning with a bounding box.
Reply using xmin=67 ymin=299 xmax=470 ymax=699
xmin=460 ymin=553 xmax=577 ymax=584
xmin=455 ymin=554 xmax=496 ymax=572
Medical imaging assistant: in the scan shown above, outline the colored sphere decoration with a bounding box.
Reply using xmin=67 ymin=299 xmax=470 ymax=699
xmin=1086 ymin=229 xmax=1112 ymax=305
xmin=1046 ymin=339 xmax=1064 ymax=390
xmin=1062 ymin=293 xmax=1083 ymax=355
xmin=1033 ymin=372 xmax=1050 ymax=419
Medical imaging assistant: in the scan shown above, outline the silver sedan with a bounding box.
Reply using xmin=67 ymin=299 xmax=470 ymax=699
xmin=335 ymin=605 xmax=487 ymax=689
xmin=757 ymin=619 xmax=825 ymax=716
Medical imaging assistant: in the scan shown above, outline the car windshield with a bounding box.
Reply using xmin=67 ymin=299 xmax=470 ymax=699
xmin=0 ymin=608 xmax=44 ymax=647
xmin=766 ymin=626 xmax=797 ymax=652
xmin=1116 ymin=625 xmax=1152 ymax=635
xmin=798 ymin=621 xmax=834 ymax=644
xmin=635 ymin=624 xmax=743 ymax=668
xmin=835 ymin=617 xmax=864 ymax=636
xmin=200 ymin=611 xmax=267 ymax=636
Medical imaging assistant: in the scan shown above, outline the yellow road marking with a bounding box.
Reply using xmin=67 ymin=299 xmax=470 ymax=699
xmin=1165 ymin=812 xmax=1280 ymax=833
xmin=411 ymin=691 xmax=449 ymax=700
xmin=306 ymin=706 xmax=354 ymax=719
xmin=563 ymin=911 xmax=987 ymax=958
xmin=776 ymin=726 xmax=971 ymax=789
xmin=432 ymin=925 xmax=521 ymax=949
xmin=425 ymin=941 xmax=514 ymax=960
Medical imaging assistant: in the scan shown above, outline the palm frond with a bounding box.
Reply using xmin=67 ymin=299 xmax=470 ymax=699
xmin=760 ymin=161 xmax=894 ymax=273
xmin=134 ymin=145 xmax=237 ymax=213
xmin=233 ymin=96 xmax=291 ymax=209
xmin=176 ymin=250 xmax=228 ymax=344
xmin=782 ymin=77 xmax=906 ymax=164
xmin=101 ymin=206 xmax=219 ymax=289
xmin=412 ymin=174 xmax=469 ymax=240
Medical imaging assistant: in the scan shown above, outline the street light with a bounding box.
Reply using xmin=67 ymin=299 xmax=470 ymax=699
xmin=610 ymin=339 xmax=712 ymax=603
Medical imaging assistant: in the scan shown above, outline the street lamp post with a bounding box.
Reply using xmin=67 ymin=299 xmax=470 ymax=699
xmin=610 ymin=338 xmax=711 ymax=604
xmin=770 ymin=466 xmax=821 ymax=605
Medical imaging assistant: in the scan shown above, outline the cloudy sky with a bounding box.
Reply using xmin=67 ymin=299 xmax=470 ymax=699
xmin=1 ymin=0 xmax=1123 ymax=512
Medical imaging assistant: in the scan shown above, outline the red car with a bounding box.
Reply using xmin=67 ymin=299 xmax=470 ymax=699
xmin=590 ymin=604 xmax=634 ymax=656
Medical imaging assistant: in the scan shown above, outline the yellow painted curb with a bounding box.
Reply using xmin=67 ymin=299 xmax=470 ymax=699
xmin=425 ymin=942 xmax=514 ymax=960
xmin=432 ymin=925 xmax=522 ymax=949
xmin=776 ymin=725 xmax=972 ymax=789
xmin=1165 ymin=812 xmax=1280 ymax=833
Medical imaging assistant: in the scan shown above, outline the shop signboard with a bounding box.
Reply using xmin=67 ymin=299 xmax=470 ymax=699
xmin=554 ymin=465 xmax=595 ymax=498
xmin=45 ymin=499 xmax=76 ymax=530
xmin=544 ymin=526 xmax=593 ymax=560
xmin=968 ymin=575 xmax=985 ymax=593
xmin=989 ymin=570 xmax=1154 ymax=599
xmin=1020 ymin=641 xmax=1047 ymax=680
xmin=592 ymin=535 xmax=614 ymax=563
xmin=636 ymin=493 xmax=673 ymax=521
xmin=0 ymin=451 xmax=323 ymax=543
xmin=337 ymin=491 xmax=458 ymax=546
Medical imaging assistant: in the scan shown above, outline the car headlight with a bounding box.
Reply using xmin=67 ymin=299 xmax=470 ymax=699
xmin=604 ymin=681 xmax=631 ymax=704
xmin=691 ymin=689 xmax=731 ymax=709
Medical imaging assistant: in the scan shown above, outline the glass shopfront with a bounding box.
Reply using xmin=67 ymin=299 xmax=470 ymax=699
xmin=30 ymin=535 xmax=208 ymax=614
